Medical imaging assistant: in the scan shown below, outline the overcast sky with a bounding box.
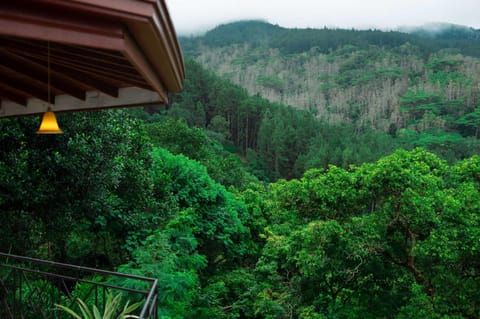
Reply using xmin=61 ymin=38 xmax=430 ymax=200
xmin=166 ymin=0 xmax=480 ymax=35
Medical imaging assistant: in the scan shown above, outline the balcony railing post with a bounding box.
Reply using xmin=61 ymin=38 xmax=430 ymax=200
xmin=15 ymin=268 xmax=18 ymax=317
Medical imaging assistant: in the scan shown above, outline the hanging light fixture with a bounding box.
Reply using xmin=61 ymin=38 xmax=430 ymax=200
xmin=37 ymin=41 xmax=63 ymax=134
xmin=36 ymin=108 xmax=63 ymax=134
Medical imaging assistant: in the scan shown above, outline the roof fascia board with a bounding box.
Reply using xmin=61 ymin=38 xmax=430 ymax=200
xmin=153 ymin=0 xmax=185 ymax=83
xmin=39 ymin=0 xmax=156 ymax=21
xmin=121 ymin=31 xmax=168 ymax=103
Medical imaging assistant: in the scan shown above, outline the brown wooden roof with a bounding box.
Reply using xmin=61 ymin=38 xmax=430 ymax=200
xmin=0 ymin=0 xmax=184 ymax=117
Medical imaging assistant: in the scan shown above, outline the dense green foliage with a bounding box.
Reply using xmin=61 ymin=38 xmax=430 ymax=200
xmin=2 ymin=21 xmax=480 ymax=319
xmin=2 ymin=112 xmax=479 ymax=318
xmin=0 ymin=112 xmax=153 ymax=264
xmin=249 ymin=148 xmax=480 ymax=318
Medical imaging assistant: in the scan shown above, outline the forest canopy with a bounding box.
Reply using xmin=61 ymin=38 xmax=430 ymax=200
xmin=1 ymin=21 xmax=480 ymax=319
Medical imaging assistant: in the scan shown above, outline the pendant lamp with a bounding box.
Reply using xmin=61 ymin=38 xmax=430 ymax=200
xmin=37 ymin=41 xmax=63 ymax=134
xmin=37 ymin=109 xmax=63 ymax=134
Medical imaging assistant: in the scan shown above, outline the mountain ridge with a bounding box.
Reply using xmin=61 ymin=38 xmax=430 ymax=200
xmin=181 ymin=20 xmax=480 ymax=56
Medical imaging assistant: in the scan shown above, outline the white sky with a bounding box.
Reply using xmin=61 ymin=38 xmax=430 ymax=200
xmin=166 ymin=0 xmax=480 ymax=35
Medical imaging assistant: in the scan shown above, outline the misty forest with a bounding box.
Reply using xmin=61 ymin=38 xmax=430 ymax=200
xmin=2 ymin=21 xmax=480 ymax=318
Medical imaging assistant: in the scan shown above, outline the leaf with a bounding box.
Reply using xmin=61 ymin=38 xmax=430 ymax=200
xmin=55 ymin=304 xmax=83 ymax=319
xmin=93 ymin=306 xmax=102 ymax=319
xmin=77 ymin=298 xmax=94 ymax=319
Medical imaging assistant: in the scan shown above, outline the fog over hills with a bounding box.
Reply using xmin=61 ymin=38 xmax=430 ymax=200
xmin=398 ymin=22 xmax=480 ymax=40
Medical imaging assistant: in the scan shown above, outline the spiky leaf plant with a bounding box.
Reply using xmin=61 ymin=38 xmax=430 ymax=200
xmin=56 ymin=292 xmax=142 ymax=319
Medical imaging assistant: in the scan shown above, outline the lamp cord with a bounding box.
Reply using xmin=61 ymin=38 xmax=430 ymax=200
xmin=47 ymin=41 xmax=51 ymax=109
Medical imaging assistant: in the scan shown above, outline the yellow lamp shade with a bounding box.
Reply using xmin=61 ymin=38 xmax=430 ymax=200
xmin=36 ymin=111 xmax=63 ymax=134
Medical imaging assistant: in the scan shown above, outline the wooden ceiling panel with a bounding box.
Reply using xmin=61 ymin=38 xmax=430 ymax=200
xmin=0 ymin=86 xmax=28 ymax=106
xmin=0 ymin=48 xmax=87 ymax=100
xmin=0 ymin=71 xmax=51 ymax=102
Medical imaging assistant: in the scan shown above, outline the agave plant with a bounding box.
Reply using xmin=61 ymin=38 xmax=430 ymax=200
xmin=56 ymin=292 xmax=142 ymax=319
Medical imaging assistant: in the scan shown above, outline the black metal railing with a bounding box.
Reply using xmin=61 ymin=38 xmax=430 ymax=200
xmin=0 ymin=252 xmax=158 ymax=319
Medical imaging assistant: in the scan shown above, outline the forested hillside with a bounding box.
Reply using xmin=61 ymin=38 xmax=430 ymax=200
xmin=149 ymin=56 xmax=480 ymax=180
xmin=1 ymin=20 xmax=480 ymax=319
xmin=181 ymin=21 xmax=480 ymax=137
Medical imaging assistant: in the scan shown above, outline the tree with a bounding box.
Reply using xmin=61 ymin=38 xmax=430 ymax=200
xmin=455 ymin=106 xmax=480 ymax=138
xmin=117 ymin=147 xmax=252 ymax=318
xmin=0 ymin=111 xmax=153 ymax=265
xmin=248 ymin=149 xmax=480 ymax=318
